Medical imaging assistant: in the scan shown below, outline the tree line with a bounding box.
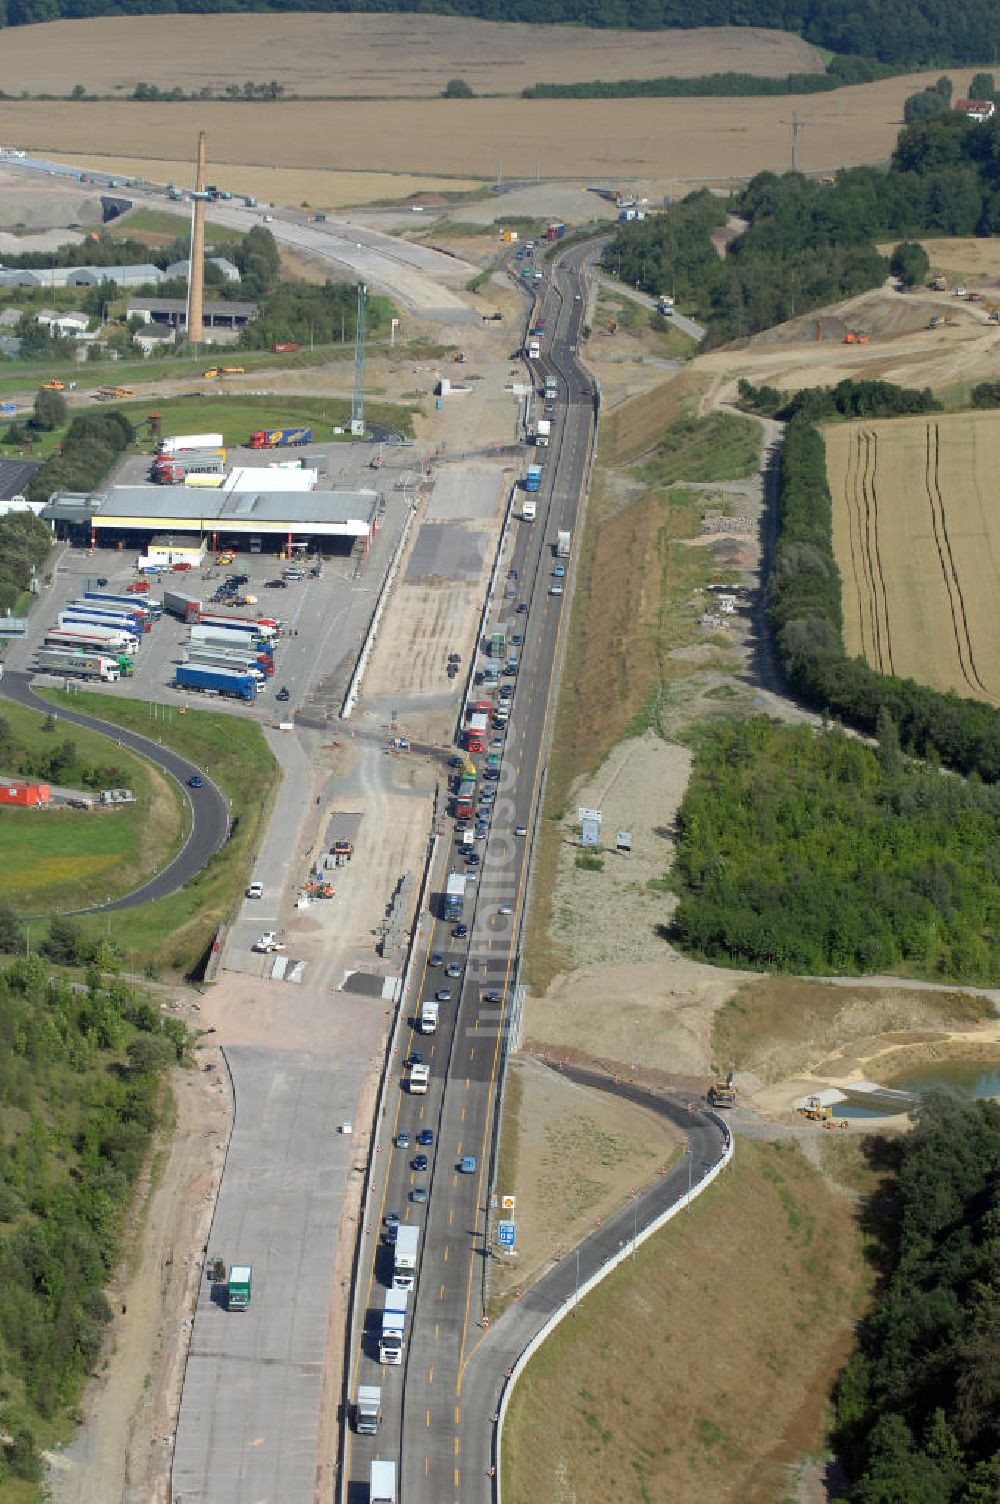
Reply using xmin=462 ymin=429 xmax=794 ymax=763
xmin=605 ymin=107 xmax=1000 ymax=344
xmin=670 ymin=715 xmax=1000 ymax=980
xmin=834 ymin=1094 xmax=1000 ymax=1501
xmin=0 ymin=952 xmax=185 ymax=1486
xmin=524 ymin=54 xmax=891 ymax=98
xmin=769 ymin=408 xmax=1000 ymax=783
xmin=1 ymin=0 xmax=999 ymax=69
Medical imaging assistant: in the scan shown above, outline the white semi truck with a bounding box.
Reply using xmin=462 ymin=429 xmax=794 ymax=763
xmin=393 ymin=1224 xmax=420 ymax=1291
xmin=370 ymin=1460 xmax=397 ymax=1504
xmin=355 ymin=1383 xmax=382 ymax=1434
xmin=380 ymin=1287 xmax=408 ymax=1364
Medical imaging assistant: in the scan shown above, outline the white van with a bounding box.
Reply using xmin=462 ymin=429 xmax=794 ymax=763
xmin=409 ymin=1063 xmax=429 ymax=1094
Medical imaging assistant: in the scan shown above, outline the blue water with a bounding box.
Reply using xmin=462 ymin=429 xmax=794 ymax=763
xmin=889 ymin=1061 xmax=1000 ymax=1100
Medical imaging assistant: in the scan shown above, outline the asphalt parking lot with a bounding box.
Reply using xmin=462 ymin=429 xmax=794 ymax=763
xmin=9 ymin=494 xmax=410 ymax=726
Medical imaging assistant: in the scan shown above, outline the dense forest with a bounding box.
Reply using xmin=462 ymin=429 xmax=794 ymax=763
xmin=0 ymin=950 xmax=184 ymax=1488
xmin=834 ymin=1094 xmax=1000 ymax=1501
xmin=604 ymin=109 xmax=1000 ymax=344
xmin=769 ymin=408 xmax=1000 ymax=783
xmin=0 ymin=0 xmax=998 ymax=69
xmin=0 ymin=510 xmax=50 ymax=615
xmin=671 ymin=716 xmax=1000 ymax=980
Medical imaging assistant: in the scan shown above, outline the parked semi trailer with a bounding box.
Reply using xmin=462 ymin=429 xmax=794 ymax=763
xmin=46 ymin=626 xmax=137 ymax=655
xmin=248 ymin=427 xmax=313 ymax=449
xmin=163 ymin=590 xmax=202 ymax=623
xmin=175 ymin=665 xmax=257 ymax=702
xmin=35 ymin=649 xmax=121 ymax=682
xmin=157 ymin=432 xmax=224 ymax=455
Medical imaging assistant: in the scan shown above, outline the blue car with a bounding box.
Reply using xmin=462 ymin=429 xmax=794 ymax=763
xmin=417 ymin=1128 xmax=434 ymax=1146
xmin=187 ymin=775 xmax=203 ymax=789
xmin=411 ymin=1154 xmax=429 ymax=1172
xmin=552 ymin=564 xmax=566 ymax=578
xmin=458 ymin=1156 xmax=477 ymax=1174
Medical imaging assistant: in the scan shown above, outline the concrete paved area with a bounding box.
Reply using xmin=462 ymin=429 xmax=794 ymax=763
xmin=405 ymin=521 xmax=488 ymax=583
xmin=424 ymin=464 xmax=506 ymax=522
xmin=172 ymin=1037 xmax=372 ymax=1504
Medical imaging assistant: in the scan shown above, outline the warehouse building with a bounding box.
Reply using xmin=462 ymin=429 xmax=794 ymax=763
xmin=0 ymin=264 xmax=163 ymax=290
xmin=42 ymin=483 xmax=381 ymax=558
xmin=127 ymin=297 xmax=259 ymax=333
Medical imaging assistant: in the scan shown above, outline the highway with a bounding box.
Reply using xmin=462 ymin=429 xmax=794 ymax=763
xmin=0 ymin=668 xmax=230 ymax=912
xmin=341 ymin=238 xmax=608 ymax=1502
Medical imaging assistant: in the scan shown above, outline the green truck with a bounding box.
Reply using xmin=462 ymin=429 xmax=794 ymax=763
xmin=227 ymin=1264 xmax=252 ymax=1310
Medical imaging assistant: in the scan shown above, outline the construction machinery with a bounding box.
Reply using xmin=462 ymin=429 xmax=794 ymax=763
xmin=842 ymin=329 xmax=870 ymax=344
xmin=799 ymin=1096 xmax=833 ymax=1122
xmin=709 ymin=1071 xmax=737 ymax=1108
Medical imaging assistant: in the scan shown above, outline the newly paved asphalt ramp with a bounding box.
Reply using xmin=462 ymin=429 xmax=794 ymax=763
xmin=172 ymin=1045 xmax=366 ymax=1502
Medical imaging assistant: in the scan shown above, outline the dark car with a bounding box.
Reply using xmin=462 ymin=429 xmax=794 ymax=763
xmin=429 ymin=951 xmax=444 ymax=967
xmin=448 ymin=652 xmax=461 ymax=664
xmin=517 ymin=602 xmax=528 ymax=614
xmin=266 ymin=578 xmax=289 ymax=589
xmin=187 ymin=775 xmax=203 ymax=789
xmin=450 ymin=755 xmax=465 ymax=769
xmin=417 ymin=1128 xmax=434 ymax=1146
xmin=411 ymin=1153 xmax=429 ymax=1172
xmin=447 ymin=663 xmax=459 ymax=678
xmin=483 ymin=769 xmax=500 ymax=782
xmin=452 ymin=923 xmax=468 ymax=939
xmin=511 ymin=633 xmax=523 ymax=647
xmin=227 ymin=574 xmax=249 ymax=586
xmin=95 ymin=576 xmax=108 ymax=587
xmin=406 ymin=1050 xmax=423 ymax=1067
xmin=276 ymin=686 xmax=290 ymax=702
xmin=507 ymin=567 xmax=518 ymax=581
xmin=466 ymin=851 xmax=481 ymax=866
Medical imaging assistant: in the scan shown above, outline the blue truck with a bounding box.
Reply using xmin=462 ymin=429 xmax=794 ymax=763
xmin=524 ymin=465 xmax=542 ymax=493
xmin=85 ymin=591 xmax=162 ymax=620
xmin=175 ymin=664 xmax=257 ymax=702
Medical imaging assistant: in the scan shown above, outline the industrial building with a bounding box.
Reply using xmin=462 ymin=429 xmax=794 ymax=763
xmin=0 ymin=264 xmax=163 ymax=290
xmin=41 ymin=483 xmax=381 ymax=558
xmin=127 ymin=297 xmax=259 ymax=333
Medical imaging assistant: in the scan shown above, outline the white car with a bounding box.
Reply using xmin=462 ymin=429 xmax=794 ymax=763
xmin=549 ymin=583 xmax=564 ymax=596
xmin=246 ymin=881 xmax=264 ymax=900
xmin=253 ymin=931 xmax=286 ymax=953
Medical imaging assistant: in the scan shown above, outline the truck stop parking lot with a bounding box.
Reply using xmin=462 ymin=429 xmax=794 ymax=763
xmin=7 ymin=487 xmax=412 ymax=726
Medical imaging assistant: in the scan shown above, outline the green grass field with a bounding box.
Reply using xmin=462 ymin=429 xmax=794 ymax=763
xmin=0 ymin=699 xmax=186 ymax=913
xmin=108 ymin=206 xmax=238 ymax=246
xmin=634 ymin=411 xmax=761 ymax=487
xmin=117 ymin=391 xmax=418 ymax=445
xmin=43 ymin=691 xmax=278 ymax=975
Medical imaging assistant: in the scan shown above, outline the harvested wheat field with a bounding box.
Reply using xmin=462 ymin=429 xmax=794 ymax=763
xmin=827 ymin=411 xmax=1000 ymax=703
xmin=0 ymin=66 xmax=994 ymax=182
xmin=2 ymin=16 xmax=823 ymax=99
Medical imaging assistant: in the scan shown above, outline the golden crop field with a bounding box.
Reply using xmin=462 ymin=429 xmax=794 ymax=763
xmin=827 ymin=412 xmax=1000 ymax=703
xmin=0 ymin=15 xmax=823 ymax=99
xmin=0 ymin=65 xmax=992 ymax=183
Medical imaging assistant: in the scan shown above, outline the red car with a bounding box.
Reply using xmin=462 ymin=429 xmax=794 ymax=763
xmin=171 ymin=561 xmax=193 ymax=571
xmin=126 ymin=580 xmax=150 ymax=593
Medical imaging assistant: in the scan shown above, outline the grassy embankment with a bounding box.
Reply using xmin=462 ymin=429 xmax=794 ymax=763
xmin=106 ymin=207 xmax=238 ymax=246
xmin=503 ymin=1138 xmax=872 ymax=1504
xmin=595 ymin=286 xmax=698 ymax=360
xmin=523 ymin=371 xmax=760 ymax=991
xmin=0 ymin=699 xmax=185 ymax=914
xmin=42 ymin=691 xmax=277 ymax=975
xmin=114 ymin=391 xmax=419 ymax=446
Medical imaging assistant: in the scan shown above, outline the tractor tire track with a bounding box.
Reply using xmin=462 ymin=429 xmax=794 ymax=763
xmin=922 ymin=422 xmax=981 ymax=699
xmin=842 ymin=430 xmax=873 ymax=661
xmin=861 ymin=428 xmax=894 ymax=676
xmin=928 ymin=421 xmax=994 ymax=700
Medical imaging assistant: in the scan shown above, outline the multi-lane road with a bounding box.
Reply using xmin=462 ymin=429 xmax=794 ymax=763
xmin=343 ymin=240 xmax=604 ymax=1502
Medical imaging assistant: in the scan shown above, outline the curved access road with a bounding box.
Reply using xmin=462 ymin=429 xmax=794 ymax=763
xmin=1 ymin=669 xmax=230 ymax=913
xmin=464 ymin=1066 xmax=732 ymax=1498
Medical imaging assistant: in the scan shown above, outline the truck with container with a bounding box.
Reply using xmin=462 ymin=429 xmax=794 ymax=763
xmin=354 ymin=1384 xmax=383 ymax=1435
xmin=189 ymin=625 xmax=271 ymax=654
xmin=46 ymin=626 xmax=137 ymax=655
xmin=465 ymin=711 xmax=488 ymax=753
xmin=186 ymin=647 xmax=274 ymax=676
xmin=158 ymin=432 xmax=224 ymax=456
xmin=175 ymin=665 xmax=257 ymax=702
xmin=455 ymin=780 xmax=476 ymax=820
xmin=393 ymin=1224 xmax=420 ymax=1290
xmin=545 ymin=222 xmax=566 ymax=240
xmin=152 ymin=448 xmax=226 ymax=483
xmin=198 ymin=614 xmax=278 ymax=639
xmin=525 ymin=464 xmax=542 ymax=493
xmin=186 ymin=652 xmax=267 ymax=683
xmin=226 ymin=1264 xmax=252 ymax=1310
xmin=249 ymin=427 xmax=313 ymax=449
xmin=369 ymin=1460 xmax=397 ymax=1504
xmin=443 ymin=871 xmax=467 ymax=921
xmin=61 ymin=607 xmax=147 ymax=636
xmin=84 ymin=592 xmax=158 ymax=622
xmin=35 ymin=649 xmax=121 ymax=682
xmin=67 ymin=601 xmax=150 ymax=633
xmin=419 ymin=999 xmax=439 ymax=1036
xmin=164 ymin=590 xmax=201 ymax=623
xmin=535 ymin=418 xmax=551 ymax=447
xmin=379 ymin=1288 xmax=408 ymax=1364
xmin=522 ymin=497 xmax=537 ymax=521
xmin=557 ymin=529 xmax=572 ymax=558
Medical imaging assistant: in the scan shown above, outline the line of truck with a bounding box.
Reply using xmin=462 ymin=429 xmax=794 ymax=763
xmin=36 ymin=589 xmax=162 ymax=682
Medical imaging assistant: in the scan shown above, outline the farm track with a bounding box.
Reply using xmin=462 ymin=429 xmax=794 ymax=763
xmin=922 ymin=422 xmax=995 ymax=702
xmin=843 ymin=429 xmax=893 ymax=674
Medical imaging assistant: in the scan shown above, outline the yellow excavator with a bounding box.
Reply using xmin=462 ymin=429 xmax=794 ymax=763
xmin=800 ymin=1096 xmax=833 ymax=1122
